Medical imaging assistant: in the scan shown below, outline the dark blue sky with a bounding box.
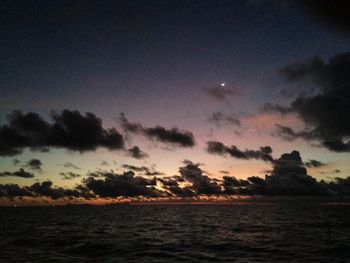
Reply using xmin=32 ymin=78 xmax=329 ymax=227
xmin=1 ymin=0 xmax=348 ymax=115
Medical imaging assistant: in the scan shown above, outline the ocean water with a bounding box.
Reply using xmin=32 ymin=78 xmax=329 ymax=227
xmin=1 ymin=203 xmax=350 ymax=262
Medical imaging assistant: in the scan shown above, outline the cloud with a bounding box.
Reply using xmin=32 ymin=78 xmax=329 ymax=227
xmin=157 ymin=176 xmax=182 ymax=186
xmin=121 ymin=164 xmax=164 ymax=176
xmin=318 ymin=169 xmax=341 ymax=175
xmin=0 ymin=110 xmax=124 ymax=156
xmin=179 ymin=161 xmax=221 ymax=195
xmin=29 ymin=181 xmax=84 ymax=199
xmin=247 ymin=176 xmax=266 ymax=186
xmin=60 ymin=172 xmax=82 ymax=180
xmin=156 ymin=175 xmax=191 ymax=196
xmin=63 ymin=162 xmax=81 ymax=170
xmin=86 ymin=171 xmax=105 ymax=178
xmin=0 ymin=181 xmax=92 ymax=199
xmin=120 ymin=113 xmax=195 ymax=147
xmin=144 ymin=171 xmax=164 ymax=176
xmin=182 ymin=159 xmax=194 ymax=165
xmin=0 ymin=184 xmax=33 ymax=197
xmin=222 ymin=176 xmax=243 ymax=187
xmin=264 ymin=151 xmax=328 ymax=195
xmin=276 ymin=53 xmax=350 ymax=152
xmin=299 ymin=0 xmax=350 ymax=36
xmin=260 ymin=103 xmax=293 ymax=115
xmin=325 ymin=176 xmax=350 ymax=195
xmin=222 ymin=176 xmax=251 ymax=194
xmin=271 ymin=151 xmax=307 ymax=177
xmin=304 ymin=159 xmax=327 ymax=168
xmin=274 ymin=124 xmax=315 ymax=142
xmin=207 ymin=141 xmax=274 ymax=162
xmin=83 ymin=171 xmax=160 ymax=197
xmin=0 ymin=168 xmax=34 ymax=178
xmin=121 ymin=164 xmax=149 ymax=172
xmin=208 ymin=112 xmax=240 ymax=127
xmin=203 ymin=86 xmax=239 ymax=101
xmin=0 ymin=150 xmax=348 ymax=200
xmin=127 ymin=146 xmax=148 ymax=159
xmin=206 ymin=149 xmax=334 ymax=196
xmin=217 ymin=151 xmax=330 ymax=196
xmin=24 ymin=159 xmax=42 ymax=171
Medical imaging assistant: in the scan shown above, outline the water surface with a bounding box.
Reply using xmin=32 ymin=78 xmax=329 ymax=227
xmin=1 ymin=203 xmax=350 ymax=262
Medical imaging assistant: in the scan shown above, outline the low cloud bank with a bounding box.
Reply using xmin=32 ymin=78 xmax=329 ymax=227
xmin=1 ymin=151 xmax=349 ymax=202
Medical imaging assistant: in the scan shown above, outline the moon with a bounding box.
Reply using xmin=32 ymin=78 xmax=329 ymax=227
xmin=220 ymin=82 xmax=226 ymax=87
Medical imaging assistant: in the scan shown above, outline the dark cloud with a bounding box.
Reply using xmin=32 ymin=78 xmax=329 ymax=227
xmin=0 ymin=184 xmax=33 ymax=198
xmin=222 ymin=176 xmax=251 ymax=194
xmin=204 ymin=86 xmax=239 ymax=101
xmin=141 ymin=126 xmax=195 ymax=147
xmin=277 ymin=53 xmax=350 ymax=152
xmin=264 ymin=151 xmax=328 ymax=195
xmin=179 ymin=161 xmax=221 ymax=195
xmin=260 ymin=103 xmax=293 ymax=115
xmin=157 ymin=176 xmax=181 ymax=187
xmin=63 ymin=162 xmax=81 ymax=170
xmin=166 ymin=186 xmax=195 ymax=197
xmin=120 ymin=113 xmax=195 ymax=148
xmin=143 ymin=171 xmax=164 ymax=176
xmin=0 ymin=168 xmax=34 ymax=178
xmin=86 ymin=171 xmax=105 ymax=178
xmin=215 ymin=151 xmax=329 ymax=196
xmin=25 ymin=159 xmax=42 ymax=171
xmin=324 ymin=176 xmax=350 ymax=195
xmin=222 ymin=176 xmax=242 ymax=187
xmin=127 ymin=146 xmax=148 ymax=159
xmin=0 ymin=110 xmax=124 ymax=156
xmin=271 ymin=151 xmax=306 ymax=176
xmin=0 ymin=181 xmax=92 ymax=199
xmin=299 ymin=0 xmax=350 ymax=36
xmin=208 ymin=112 xmax=240 ymax=127
xmin=182 ymin=159 xmax=194 ymax=165
xmin=210 ymin=150 xmax=335 ymax=196
xmin=121 ymin=164 xmax=149 ymax=172
xmin=247 ymin=176 xmax=266 ymax=186
xmin=304 ymin=159 xmax=327 ymax=168
xmin=156 ymin=176 xmax=191 ymax=196
xmin=29 ymin=181 xmax=83 ymax=199
xmin=0 ymin=150 xmax=349 ymax=199
xmin=60 ymin=172 xmax=82 ymax=180
xmin=83 ymin=171 xmax=160 ymax=197
xmin=207 ymin=141 xmax=274 ymax=162
xmin=274 ymin=124 xmax=316 ymax=142
xmin=318 ymin=169 xmax=341 ymax=175
xmin=121 ymin=164 xmax=164 ymax=176
xmin=219 ymin=170 xmax=230 ymax=174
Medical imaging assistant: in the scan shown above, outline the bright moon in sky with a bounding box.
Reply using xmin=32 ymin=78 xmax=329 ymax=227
xmin=221 ymin=82 xmax=226 ymax=87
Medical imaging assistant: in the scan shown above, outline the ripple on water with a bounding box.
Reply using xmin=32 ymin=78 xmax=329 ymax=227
xmin=0 ymin=204 xmax=350 ymax=262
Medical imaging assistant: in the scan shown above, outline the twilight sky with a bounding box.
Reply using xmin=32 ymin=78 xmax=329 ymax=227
xmin=1 ymin=0 xmax=350 ymax=203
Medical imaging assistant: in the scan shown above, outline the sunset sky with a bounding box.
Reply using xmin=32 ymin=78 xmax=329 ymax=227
xmin=1 ymin=0 xmax=350 ymax=202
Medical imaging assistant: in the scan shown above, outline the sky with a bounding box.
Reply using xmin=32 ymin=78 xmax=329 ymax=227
xmin=1 ymin=0 xmax=350 ymax=204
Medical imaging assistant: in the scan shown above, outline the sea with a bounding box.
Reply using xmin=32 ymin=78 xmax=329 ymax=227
xmin=1 ymin=203 xmax=350 ymax=262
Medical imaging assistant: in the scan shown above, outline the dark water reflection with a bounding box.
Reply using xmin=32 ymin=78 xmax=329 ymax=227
xmin=1 ymin=203 xmax=350 ymax=262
